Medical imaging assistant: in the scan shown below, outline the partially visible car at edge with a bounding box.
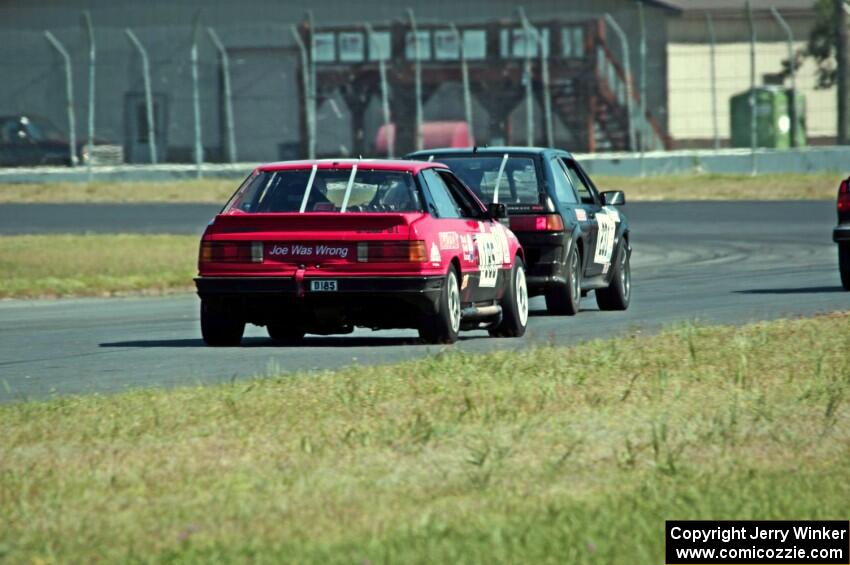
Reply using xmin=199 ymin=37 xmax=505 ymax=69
xmin=0 ymin=114 xmax=91 ymax=166
xmin=835 ymin=176 xmax=850 ymax=290
xmin=407 ymin=147 xmax=630 ymax=315
xmin=195 ymin=159 xmax=529 ymax=346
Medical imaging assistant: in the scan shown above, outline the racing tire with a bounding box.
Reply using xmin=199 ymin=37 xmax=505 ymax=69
xmin=489 ymin=257 xmax=529 ymax=338
xmin=200 ymin=299 xmax=245 ymax=346
xmin=267 ymin=322 xmax=306 ymax=344
xmin=596 ymin=245 xmax=631 ymax=311
xmin=840 ymin=244 xmax=850 ymax=291
xmin=419 ymin=266 xmax=461 ymax=345
xmin=545 ymin=244 xmax=582 ymax=316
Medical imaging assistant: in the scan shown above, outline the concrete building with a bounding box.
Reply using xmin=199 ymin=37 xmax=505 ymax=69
xmin=664 ymin=0 xmax=832 ymax=147
xmin=0 ymin=0 xmax=682 ymax=162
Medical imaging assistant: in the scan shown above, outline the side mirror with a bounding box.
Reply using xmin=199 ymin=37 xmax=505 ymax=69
xmin=601 ymin=190 xmax=626 ymax=206
xmin=487 ymin=202 xmax=508 ymax=219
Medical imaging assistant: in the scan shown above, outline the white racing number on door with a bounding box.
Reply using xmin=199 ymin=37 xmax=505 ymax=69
xmin=593 ymin=209 xmax=617 ymax=265
xmin=475 ymin=229 xmax=503 ymax=288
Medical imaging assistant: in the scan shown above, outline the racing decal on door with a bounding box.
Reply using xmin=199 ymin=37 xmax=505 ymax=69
xmin=430 ymin=242 xmax=442 ymax=264
xmin=494 ymin=224 xmax=511 ymax=264
xmin=475 ymin=231 xmax=503 ymax=288
xmin=593 ymin=210 xmax=617 ymax=265
xmin=438 ymin=231 xmax=460 ymax=250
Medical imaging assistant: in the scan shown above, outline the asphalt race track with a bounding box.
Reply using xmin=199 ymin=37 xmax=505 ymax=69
xmin=1 ymin=201 xmax=847 ymax=402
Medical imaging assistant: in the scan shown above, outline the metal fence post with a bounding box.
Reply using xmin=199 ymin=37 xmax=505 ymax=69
xmin=191 ymin=13 xmax=203 ymax=175
xmin=407 ymin=8 xmax=424 ymax=151
xmin=519 ymin=10 xmax=552 ymax=147
xmin=366 ymin=23 xmax=393 ymax=158
xmin=81 ymin=12 xmax=95 ymax=172
xmin=450 ymin=24 xmax=474 ymax=144
xmin=306 ymin=11 xmax=317 ymax=160
xmin=125 ymin=28 xmax=157 ymax=164
xmin=706 ymin=12 xmax=719 ymax=151
xmin=745 ymin=0 xmax=757 ymax=174
xmin=44 ymin=32 xmax=77 ymax=167
xmin=517 ymin=7 xmax=535 ymax=147
xmin=291 ymin=25 xmax=314 ymax=160
xmin=637 ymin=1 xmax=646 ymax=174
xmin=771 ymin=6 xmax=796 ymax=148
xmin=207 ymin=27 xmax=237 ymax=162
xmin=603 ymin=14 xmax=635 ymax=152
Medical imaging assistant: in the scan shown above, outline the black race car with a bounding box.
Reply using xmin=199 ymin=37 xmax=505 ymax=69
xmin=835 ymin=177 xmax=850 ymax=290
xmin=407 ymin=147 xmax=630 ymax=314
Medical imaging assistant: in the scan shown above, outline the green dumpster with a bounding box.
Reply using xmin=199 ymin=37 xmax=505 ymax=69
xmin=730 ymin=87 xmax=806 ymax=149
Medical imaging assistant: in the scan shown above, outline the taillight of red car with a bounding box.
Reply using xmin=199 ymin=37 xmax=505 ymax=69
xmin=199 ymin=241 xmax=263 ymax=264
xmin=509 ymin=214 xmax=565 ymax=232
xmin=356 ymin=241 xmax=427 ymax=262
xmin=838 ymin=178 xmax=850 ymax=213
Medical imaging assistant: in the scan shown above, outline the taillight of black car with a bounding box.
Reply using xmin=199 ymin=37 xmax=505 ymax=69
xmin=839 ymin=178 xmax=850 ymax=221
xmin=509 ymin=214 xmax=565 ymax=232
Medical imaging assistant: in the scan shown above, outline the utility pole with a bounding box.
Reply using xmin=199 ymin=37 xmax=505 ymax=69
xmin=837 ymin=0 xmax=849 ymax=144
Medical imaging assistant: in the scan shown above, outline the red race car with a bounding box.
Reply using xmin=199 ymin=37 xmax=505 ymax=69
xmin=195 ymin=159 xmax=528 ymax=346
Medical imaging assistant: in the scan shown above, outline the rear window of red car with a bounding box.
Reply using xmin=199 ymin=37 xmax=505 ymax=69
xmin=226 ymin=169 xmax=423 ymax=214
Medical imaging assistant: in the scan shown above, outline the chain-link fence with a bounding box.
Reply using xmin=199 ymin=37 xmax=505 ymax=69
xmin=0 ymin=1 xmax=836 ymax=169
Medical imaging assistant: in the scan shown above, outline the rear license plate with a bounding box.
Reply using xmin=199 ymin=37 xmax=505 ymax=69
xmin=310 ymin=280 xmax=338 ymax=292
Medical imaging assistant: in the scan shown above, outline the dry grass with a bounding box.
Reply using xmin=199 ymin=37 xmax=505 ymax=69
xmin=0 ymin=172 xmax=841 ymax=204
xmin=595 ymin=172 xmax=842 ymax=201
xmin=0 ymin=179 xmax=238 ymax=204
xmin=1 ymin=313 xmax=848 ymax=563
xmin=0 ymin=234 xmax=197 ymax=298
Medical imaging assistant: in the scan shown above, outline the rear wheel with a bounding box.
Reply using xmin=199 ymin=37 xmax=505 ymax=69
xmin=267 ymin=322 xmax=306 ymax=344
xmin=545 ymin=244 xmax=581 ymax=315
xmin=200 ymin=299 xmax=244 ymax=346
xmin=596 ymin=245 xmax=631 ymax=311
xmin=489 ymin=257 xmax=529 ymax=337
xmin=840 ymin=244 xmax=850 ymax=291
xmin=419 ymin=266 xmax=461 ymax=344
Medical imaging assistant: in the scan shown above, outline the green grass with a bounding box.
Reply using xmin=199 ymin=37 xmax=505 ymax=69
xmin=0 ymin=172 xmax=841 ymax=204
xmin=1 ymin=313 xmax=848 ymax=563
xmin=0 ymin=234 xmax=198 ymax=298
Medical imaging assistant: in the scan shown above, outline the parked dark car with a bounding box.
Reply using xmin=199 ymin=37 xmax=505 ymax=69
xmin=835 ymin=177 xmax=850 ymax=290
xmin=407 ymin=147 xmax=630 ymax=315
xmin=0 ymin=115 xmax=86 ymax=166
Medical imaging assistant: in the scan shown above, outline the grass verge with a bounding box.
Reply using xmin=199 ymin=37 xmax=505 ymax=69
xmin=0 ymin=234 xmax=197 ymax=298
xmin=1 ymin=313 xmax=848 ymax=563
xmin=0 ymin=172 xmax=842 ymax=203
xmin=594 ymin=172 xmax=841 ymax=201
xmin=0 ymin=179 xmax=238 ymax=204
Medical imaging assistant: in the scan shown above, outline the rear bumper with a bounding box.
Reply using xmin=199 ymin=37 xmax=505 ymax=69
xmin=195 ymin=275 xmax=443 ymax=296
xmin=834 ymin=225 xmax=850 ymax=243
xmin=515 ymin=231 xmax=570 ymax=293
xmin=195 ymin=275 xmax=445 ymax=330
